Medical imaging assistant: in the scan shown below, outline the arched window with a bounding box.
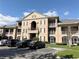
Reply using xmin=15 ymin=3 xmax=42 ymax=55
xmin=62 ymin=36 xmax=68 ymax=44
xmin=50 ymin=36 xmax=56 ymax=43
xmin=72 ymin=36 xmax=78 ymax=44
xmin=31 ymin=21 xmax=36 ymax=30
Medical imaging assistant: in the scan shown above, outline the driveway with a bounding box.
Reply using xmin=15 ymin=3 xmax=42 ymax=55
xmin=0 ymin=46 xmax=58 ymax=59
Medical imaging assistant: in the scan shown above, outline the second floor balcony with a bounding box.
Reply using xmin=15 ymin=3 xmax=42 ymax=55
xmin=49 ymin=23 xmax=56 ymax=28
xmin=17 ymin=32 xmax=21 ymax=35
xmin=49 ymin=31 xmax=55 ymax=34
xmin=62 ymin=31 xmax=79 ymax=35
xmin=28 ymin=28 xmax=38 ymax=33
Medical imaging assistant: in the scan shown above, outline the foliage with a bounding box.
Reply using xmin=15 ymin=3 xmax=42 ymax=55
xmin=47 ymin=44 xmax=79 ymax=58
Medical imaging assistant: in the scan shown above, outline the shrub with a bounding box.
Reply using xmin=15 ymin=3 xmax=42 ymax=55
xmin=56 ymin=43 xmax=67 ymax=45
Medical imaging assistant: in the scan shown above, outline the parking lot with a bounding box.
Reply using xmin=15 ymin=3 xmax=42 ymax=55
xmin=0 ymin=46 xmax=57 ymax=59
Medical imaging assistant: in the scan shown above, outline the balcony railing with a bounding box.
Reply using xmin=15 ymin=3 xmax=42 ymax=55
xmin=62 ymin=31 xmax=78 ymax=34
xmin=17 ymin=32 xmax=21 ymax=34
xmin=49 ymin=31 xmax=55 ymax=34
xmin=49 ymin=23 xmax=56 ymax=28
xmin=28 ymin=28 xmax=38 ymax=33
xmin=5 ymin=32 xmax=13 ymax=35
xmin=10 ymin=32 xmax=13 ymax=34
xmin=71 ymin=31 xmax=78 ymax=34
xmin=62 ymin=31 xmax=68 ymax=34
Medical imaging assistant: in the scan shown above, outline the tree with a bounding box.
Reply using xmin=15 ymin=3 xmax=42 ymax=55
xmin=67 ymin=26 xmax=72 ymax=47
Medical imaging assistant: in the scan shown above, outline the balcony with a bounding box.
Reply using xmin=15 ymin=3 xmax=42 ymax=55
xmin=28 ymin=28 xmax=38 ymax=33
xmin=62 ymin=31 xmax=68 ymax=34
xmin=10 ymin=32 xmax=13 ymax=34
xmin=49 ymin=23 xmax=56 ymax=28
xmin=49 ymin=31 xmax=55 ymax=34
xmin=17 ymin=26 xmax=21 ymax=29
xmin=62 ymin=31 xmax=79 ymax=35
xmin=17 ymin=32 xmax=21 ymax=35
xmin=71 ymin=31 xmax=78 ymax=34
xmin=49 ymin=31 xmax=55 ymax=36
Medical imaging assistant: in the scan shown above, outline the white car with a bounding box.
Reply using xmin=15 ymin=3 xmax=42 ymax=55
xmin=0 ymin=41 xmax=2 ymax=45
xmin=0 ymin=39 xmax=7 ymax=46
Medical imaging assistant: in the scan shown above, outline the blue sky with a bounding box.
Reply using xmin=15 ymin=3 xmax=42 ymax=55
xmin=0 ymin=0 xmax=79 ymax=25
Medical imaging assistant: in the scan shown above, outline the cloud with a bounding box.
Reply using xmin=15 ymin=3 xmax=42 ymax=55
xmin=64 ymin=11 xmax=69 ymax=16
xmin=44 ymin=10 xmax=58 ymax=16
xmin=23 ymin=12 xmax=30 ymax=16
xmin=0 ymin=13 xmax=19 ymax=25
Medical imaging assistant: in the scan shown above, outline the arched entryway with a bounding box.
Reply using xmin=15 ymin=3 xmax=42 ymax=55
xmin=72 ymin=36 xmax=79 ymax=44
xmin=49 ymin=36 xmax=56 ymax=43
xmin=31 ymin=21 xmax=36 ymax=30
xmin=62 ymin=36 xmax=68 ymax=44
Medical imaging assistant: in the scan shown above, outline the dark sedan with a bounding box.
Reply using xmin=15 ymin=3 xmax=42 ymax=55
xmin=16 ymin=40 xmax=45 ymax=49
xmin=6 ymin=39 xmax=20 ymax=47
xmin=16 ymin=40 xmax=32 ymax=48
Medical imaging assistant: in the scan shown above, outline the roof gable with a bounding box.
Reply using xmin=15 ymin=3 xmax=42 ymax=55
xmin=23 ymin=12 xmax=46 ymax=20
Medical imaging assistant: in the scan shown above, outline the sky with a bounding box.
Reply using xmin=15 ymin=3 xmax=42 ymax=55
xmin=0 ymin=0 xmax=79 ymax=25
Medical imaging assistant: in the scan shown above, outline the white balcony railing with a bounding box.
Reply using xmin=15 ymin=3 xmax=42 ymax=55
xmin=62 ymin=31 xmax=68 ymax=34
xmin=49 ymin=31 xmax=55 ymax=34
xmin=62 ymin=31 xmax=79 ymax=34
xmin=28 ymin=28 xmax=38 ymax=33
xmin=49 ymin=23 xmax=56 ymax=28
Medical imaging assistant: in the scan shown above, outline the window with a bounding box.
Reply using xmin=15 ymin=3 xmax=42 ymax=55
xmin=18 ymin=29 xmax=20 ymax=32
xmin=44 ymin=36 xmax=45 ymax=42
xmin=62 ymin=36 xmax=68 ymax=44
xmin=44 ymin=20 xmax=45 ymax=24
xmin=40 ymin=28 xmax=42 ymax=33
xmin=40 ymin=21 xmax=42 ymax=24
xmin=61 ymin=27 xmax=68 ymax=31
xmin=50 ymin=36 xmax=56 ymax=43
xmin=23 ymin=22 xmax=25 ymax=26
xmin=44 ymin=28 xmax=45 ymax=33
xmin=18 ymin=22 xmax=22 ymax=26
xmin=5 ymin=29 xmax=9 ymax=32
xmin=40 ymin=36 xmax=42 ymax=41
xmin=26 ymin=22 xmax=28 ymax=25
xmin=26 ymin=29 xmax=27 ymax=33
xmin=23 ymin=29 xmax=25 ymax=33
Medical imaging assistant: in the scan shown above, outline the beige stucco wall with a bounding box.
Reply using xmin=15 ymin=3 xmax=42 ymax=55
xmin=55 ymin=26 xmax=62 ymax=43
xmin=20 ymin=12 xmax=49 ymax=42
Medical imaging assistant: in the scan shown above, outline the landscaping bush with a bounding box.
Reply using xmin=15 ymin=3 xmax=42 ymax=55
xmin=56 ymin=43 xmax=67 ymax=45
xmin=61 ymin=55 xmax=73 ymax=59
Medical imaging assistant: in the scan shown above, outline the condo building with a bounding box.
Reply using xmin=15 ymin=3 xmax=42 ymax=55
xmin=0 ymin=12 xmax=79 ymax=44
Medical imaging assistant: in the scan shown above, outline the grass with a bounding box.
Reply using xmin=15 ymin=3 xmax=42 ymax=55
xmin=47 ymin=43 xmax=79 ymax=58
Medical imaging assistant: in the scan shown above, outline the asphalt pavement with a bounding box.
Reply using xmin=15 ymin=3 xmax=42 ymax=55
xmin=0 ymin=46 xmax=57 ymax=59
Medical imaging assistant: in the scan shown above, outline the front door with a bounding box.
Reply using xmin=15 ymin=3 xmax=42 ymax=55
xmin=30 ymin=33 xmax=36 ymax=39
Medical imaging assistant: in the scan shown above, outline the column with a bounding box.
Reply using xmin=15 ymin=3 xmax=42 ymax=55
xmin=55 ymin=18 xmax=58 ymax=27
xmin=78 ymin=25 xmax=79 ymax=33
xmin=78 ymin=25 xmax=79 ymax=43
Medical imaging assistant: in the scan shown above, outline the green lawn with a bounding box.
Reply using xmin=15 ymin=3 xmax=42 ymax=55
xmin=47 ymin=44 xmax=79 ymax=58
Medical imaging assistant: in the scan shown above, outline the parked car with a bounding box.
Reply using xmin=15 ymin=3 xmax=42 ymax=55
xmin=6 ymin=39 xmax=20 ymax=47
xmin=16 ymin=40 xmax=32 ymax=48
xmin=29 ymin=41 xmax=45 ymax=49
xmin=16 ymin=39 xmax=45 ymax=49
xmin=0 ymin=39 xmax=7 ymax=46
